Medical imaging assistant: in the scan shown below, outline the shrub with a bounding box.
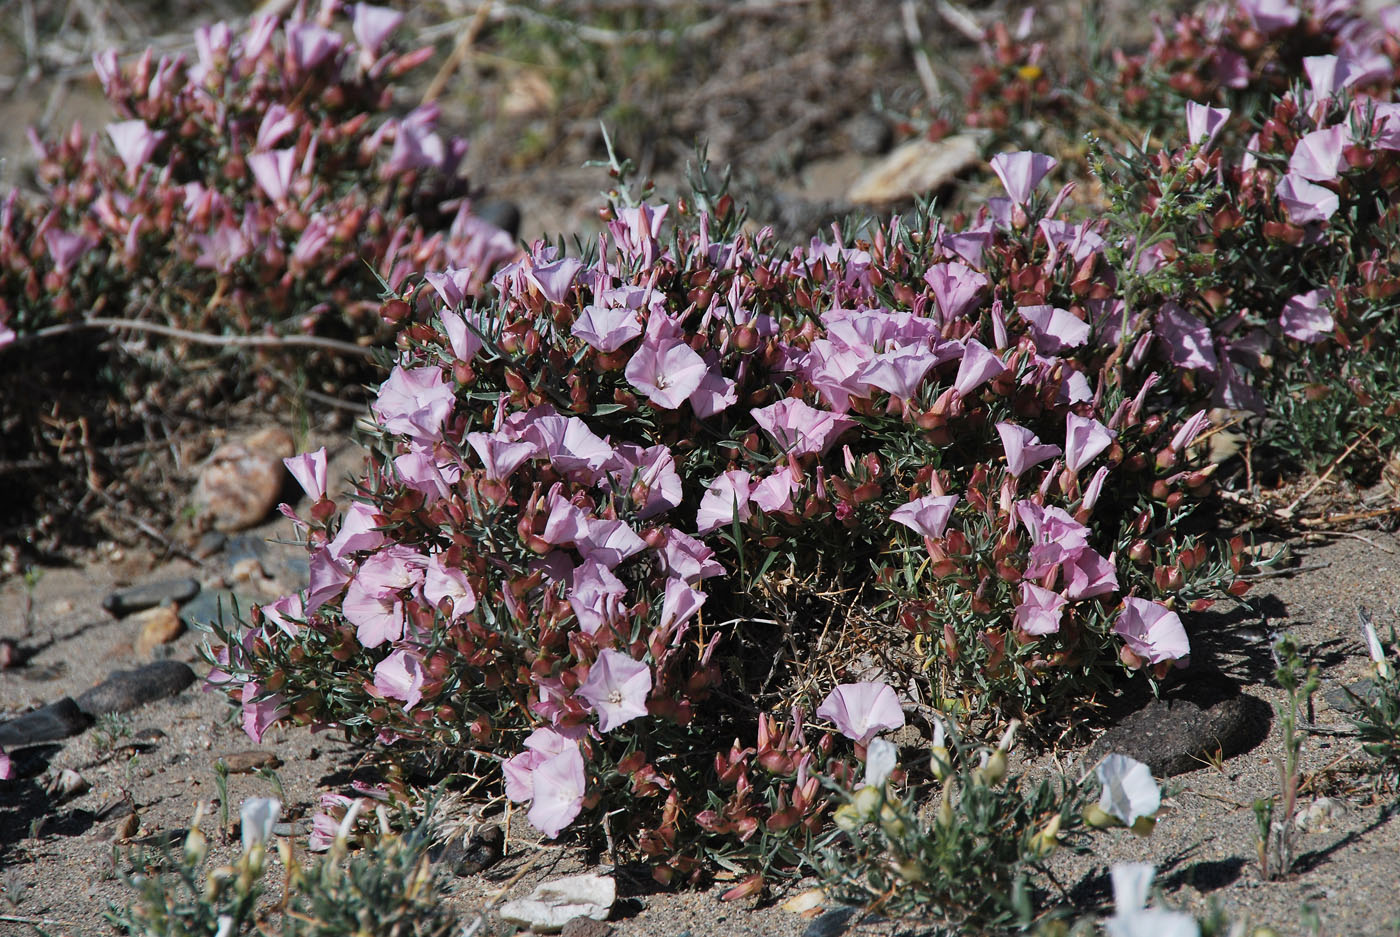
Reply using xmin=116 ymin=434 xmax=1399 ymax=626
xmin=0 ymin=4 xmax=517 ymax=556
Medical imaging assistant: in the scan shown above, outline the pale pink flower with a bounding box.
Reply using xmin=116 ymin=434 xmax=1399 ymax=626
xmin=353 ymin=3 xmax=403 ymax=57
xmin=373 ymin=366 xmax=456 ymax=442
xmin=1279 ymin=289 xmax=1333 ymax=342
xmin=256 ymin=104 xmax=297 ymax=150
xmin=578 ymin=649 xmax=652 ymax=732
xmin=996 ymin=422 xmax=1061 ymax=478
xmin=576 ymin=518 xmax=647 ymax=570
xmin=658 ymin=578 xmax=705 ymax=642
xmin=572 ymin=295 xmax=645 ymax=352
xmin=307 ymin=547 xmax=351 ymax=613
xmin=43 ymin=230 xmax=96 ymax=277
xmin=625 ymin=317 xmax=708 ymax=410
xmin=605 ymin=443 xmax=683 ymax=519
xmin=953 ymin=339 xmax=1008 ymax=397
xmin=688 ymin=357 xmax=738 ymax=418
xmin=106 ymin=120 xmax=165 ymax=181
xmin=989 ymin=151 xmax=1058 ymax=204
xmin=890 ymin=494 xmax=960 ymax=539
xmin=1018 ymin=305 xmax=1090 ymax=354
xmin=1276 ymin=173 xmax=1339 ymax=224
xmin=504 ymin=727 xmax=581 ymax=803
xmin=241 ymin=680 xmax=288 ymax=743
xmin=1170 ymin=411 xmax=1211 ymax=452
xmin=1239 ymin=0 xmax=1299 ymax=31
xmin=568 ymin=559 xmax=627 ymax=635
xmin=0 ymin=749 xmax=12 ymax=781
xmin=284 ymin=447 xmax=328 ymax=501
xmin=1289 ymin=126 xmax=1347 ymax=182
xmin=286 ymin=22 xmax=342 ymax=71
xmin=1156 ymin=302 xmax=1219 ymax=372
xmin=1063 ymin=547 xmax=1118 ymax=599
xmin=924 ymin=262 xmax=989 ymax=321
xmin=1064 ymin=414 xmax=1115 ymax=473
xmin=751 ymin=466 xmax=799 ymax=514
xmin=526 ymin=745 xmax=586 ymax=839
xmin=423 ymin=552 xmax=475 ymax=619
xmin=466 ymin=430 xmax=537 ymax=481
xmin=1014 ymin=582 xmax=1067 ymax=635
xmin=374 ymin=648 xmax=426 ymax=710
xmin=1096 ymin=753 xmax=1161 ymax=825
xmin=342 ymin=546 xmax=426 ymax=648
xmin=858 ymin=345 xmax=941 ymax=400
xmin=394 ymin=448 xmax=461 ymax=503
xmin=326 ymin=501 xmax=386 ymax=562
xmin=262 ymin=592 xmax=304 ymax=638
xmin=751 ymin=398 xmax=857 ymax=456
xmin=522 ymin=414 xmax=613 ymax=483
xmin=695 ymin=470 xmax=753 ymax=534
xmin=817 ymin=682 xmax=905 ymax=744
xmin=1114 ymin=598 xmax=1190 ymax=664
xmin=656 ymin=528 xmax=725 ymax=582
xmin=527 ymin=257 xmax=583 ymax=305
xmin=249 ymin=148 xmax=295 ymax=203
xmin=1185 ymin=102 xmax=1231 ymax=149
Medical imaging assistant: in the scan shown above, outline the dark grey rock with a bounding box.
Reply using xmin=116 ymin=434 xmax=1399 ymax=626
xmin=474 ymin=199 xmax=521 ymax=239
xmin=75 ymin=661 xmax=197 ymax=716
xmin=437 ymin=824 xmax=504 ymax=876
xmin=802 ymin=906 xmax=860 ymax=937
xmin=1084 ymin=673 xmax=1272 ymax=777
xmin=193 ymin=531 xmax=228 ymax=559
xmin=560 ymin=918 xmax=614 ymax=937
xmin=1323 ymin=679 xmax=1377 ymax=712
xmin=0 ymin=697 xmax=91 ymax=748
xmin=102 ymin=578 xmax=200 ymax=617
xmin=844 ymin=112 xmax=892 ymax=155
xmin=179 ymin=588 xmax=253 ymax=632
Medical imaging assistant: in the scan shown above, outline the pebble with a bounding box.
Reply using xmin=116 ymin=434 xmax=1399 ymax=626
xmin=190 ymin=427 xmax=296 ymax=532
xmin=134 ymin=605 xmax=185 ymax=657
xmin=46 ymin=768 xmax=89 ymax=798
xmin=193 ymin=531 xmax=228 ymax=559
xmin=561 ymin=920 xmax=614 ymax=937
xmin=0 ymin=697 xmax=92 ymax=748
xmin=1083 ymin=672 xmax=1272 ymax=777
xmin=802 ymin=907 xmax=860 ymax=937
xmin=1295 ymin=797 xmax=1346 ymax=832
xmin=843 ymin=112 xmax=891 ymax=156
xmin=1322 ymin=679 xmax=1377 ymax=712
xmin=179 ymin=588 xmax=252 ymax=632
xmin=217 ymin=750 xmax=282 ymax=774
xmin=75 ymin=661 xmax=197 ymax=716
xmin=102 ymin=578 xmax=200 ymax=617
xmin=499 ymin=873 xmax=615 ymax=934
xmin=847 ymin=134 xmax=983 ymax=204
xmin=438 ymin=824 xmax=504 ymax=876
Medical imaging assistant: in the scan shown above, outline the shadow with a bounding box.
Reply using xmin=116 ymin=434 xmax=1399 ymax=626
xmin=1163 ymin=856 xmax=1247 ymax=893
xmin=1292 ymin=804 xmax=1398 ymax=875
xmin=0 ymin=745 xmax=103 ymax=866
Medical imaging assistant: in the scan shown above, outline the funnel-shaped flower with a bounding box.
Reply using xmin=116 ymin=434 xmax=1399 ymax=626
xmin=1279 ymin=289 xmax=1333 ymax=343
xmin=373 ymin=366 xmax=456 ymax=442
xmin=1014 ymin=582 xmax=1067 ymax=636
xmin=858 ymin=345 xmax=940 ymax=400
xmin=817 ymin=681 xmax=905 ymax=744
xmin=924 ymin=262 xmax=988 ymax=321
xmin=1019 ymin=304 xmax=1090 ymax=354
xmin=578 ymin=649 xmax=652 ymax=733
xmin=353 ymin=3 xmax=403 ymax=57
xmin=1064 ymin=414 xmax=1114 ymax=473
xmin=890 ymin=494 xmax=960 ymax=539
xmin=526 ymin=744 xmax=586 ymax=839
xmin=1095 ymin=753 xmax=1160 ymax=825
xmin=989 ymin=151 xmax=1058 ymax=204
xmin=1276 ymin=173 xmax=1339 ymax=224
xmin=1156 ymin=302 xmax=1219 ymax=372
xmin=752 ymin=398 xmax=857 ymax=456
xmin=568 ymin=560 xmax=627 ymax=636
xmin=106 ymin=120 xmax=165 ymax=180
xmin=625 ymin=317 xmax=708 ymax=410
xmin=953 ymin=339 xmax=1008 ymax=397
xmin=283 ymin=447 xmax=328 ymax=501
xmin=1185 ymin=102 xmax=1230 ymax=149
xmin=240 ymin=797 xmax=282 ymax=852
xmin=467 ymin=430 xmax=537 ymax=481
xmin=373 ymin=649 xmax=426 ymax=711
xmin=424 ymin=552 xmax=475 ymax=619
xmin=996 ymin=422 xmax=1061 ymax=478
xmin=695 ymin=470 xmax=752 ymax=534
xmin=1289 ymin=126 xmax=1346 ymax=182
xmin=1114 ymin=597 xmax=1190 ymax=664
xmin=248 ymin=148 xmax=295 ymax=203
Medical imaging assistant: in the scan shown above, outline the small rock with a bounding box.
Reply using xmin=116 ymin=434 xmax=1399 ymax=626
xmin=179 ymin=588 xmax=252 ymax=632
xmin=0 ymin=697 xmax=91 ymax=748
xmin=103 ymin=578 xmax=200 ymax=617
xmin=561 ymin=919 xmax=614 ymax=937
xmin=133 ymin=727 xmax=167 ymax=743
xmin=843 ymin=113 xmax=891 ymax=156
xmin=439 ymin=824 xmax=504 ymax=876
xmin=134 ymin=606 xmax=185 ymax=657
xmin=1295 ymin=797 xmax=1345 ymax=833
xmin=1322 ymin=679 xmax=1377 ymax=712
xmin=110 ymin=811 xmax=140 ymax=842
xmin=75 ymin=661 xmax=197 ymax=716
xmin=190 ymin=427 xmax=296 ymax=532
xmin=229 ymin=557 xmax=267 ymax=584
xmin=781 ymin=887 xmax=828 ymax=915
xmin=46 ymin=768 xmax=89 ymax=798
xmin=847 ymin=134 xmax=982 ymax=204
xmin=475 ymin=199 xmax=522 ymax=239
xmin=499 ymin=873 xmax=615 ymax=934
xmin=217 ymin=751 xmax=282 ymax=774
xmin=1084 ymin=673 xmax=1271 ymax=777
xmin=193 ymin=531 xmax=228 ymax=559
xmin=802 ymin=907 xmax=860 ymax=937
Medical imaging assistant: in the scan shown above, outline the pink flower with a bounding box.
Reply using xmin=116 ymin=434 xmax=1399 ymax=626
xmin=373 ymin=366 xmax=456 ymax=442
xmin=106 ymin=120 xmax=165 ymax=181
xmin=624 ymin=317 xmax=708 ymax=410
xmin=890 ymin=494 xmax=960 ymax=539
xmin=394 ymin=449 xmax=460 ymax=503
xmin=193 ymin=221 xmax=251 ymax=275
xmin=0 ymin=749 xmax=12 ymax=780
xmin=1279 ymin=289 xmax=1333 ymax=342
xmin=751 ymin=466 xmax=799 ymax=514
xmin=817 ymin=681 xmax=905 ymax=744
xmin=569 ymin=560 xmax=627 ymax=635
xmin=540 ymin=488 xmax=589 ymax=546
xmin=467 ymin=431 xmax=537 ymax=482
xmin=576 ymin=518 xmax=647 ymax=570
xmin=504 ymin=727 xmax=581 ymax=803
xmin=953 ymin=339 xmax=1008 ymax=397
xmin=578 ymin=649 xmax=652 ymax=732
xmin=241 ymin=681 xmax=288 ymax=743
xmin=526 ymin=745 xmax=587 ymax=839
xmin=751 ymin=398 xmax=857 ymax=456
xmin=605 ymin=443 xmax=682 ymax=519
xmin=424 ymin=552 xmax=475 ymax=619
xmin=342 ymin=546 xmax=426 ymax=648
xmin=374 ymin=649 xmax=426 ymax=710
xmin=572 ymin=293 xmax=646 ymax=352
xmin=521 ymin=413 xmax=613 ymax=483
xmin=1114 ymin=598 xmax=1190 ymax=664
xmin=659 ymin=578 xmax=705 ymax=642
xmin=1276 ymin=173 xmax=1339 ymax=224
xmin=696 ymin=470 xmax=753 ymax=534
xmin=307 ymin=547 xmax=351 ymax=612
xmin=43 ymin=230 xmax=96 ymax=277
xmin=1289 ymin=126 xmax=1347 ymax=182
xmin=353 ymin=3 xmax=403 ymax=57
xmin=286 ymin=22 xmax=342 ymax=70
xmin=248 ymin=148 xmax=295 ymax=203
xmin=291 ymin=216 xmax=332 ymax=271
xmin=1064 ymin=414 xmax=1114 ymax=473
xmin=1239 ymin=0 xmax=1299 ymax=32
xmin=1156 ymin=302 xmax=1219 ymax=372
xmin=256 ymin=104 xmax=297 ymax=150
xmin=262 ymin=592 xmax=304 ymax=638
xmin=1080 ymin=465 xmax=1110 ymax=514
xmin=688 ymin=358 xmax=738 ymax=418
xmin=1018 ymin=305 xmax=1090 ymax=354
xmin=284 ymin=447 xmax=328 ymax=501
xmin=989 ymin=151 xmax=1058 ymax=204
xmin=527 ymin=257 xmax=583 ymax=304
xmin=326 ymin=501 xmax=386 ymax=562
xmin=1014 ymin=583 xmax=1067 ymax=636
xmin=1185 ymin=102 xmax=1231 ymax=149
xmin=924 ymin=262 xmax=989 ymax=321
xmin=1170 ymin=410 xmax=1211 ymax=452
xmin=1063 ymin=547 xmax=1118 ymax=599
xmin=656 ymin=528 xmax=725 ymax=582
xmin=858 ymin=345 xmax=941 ymax=400
xmin=996 ymin=422 xmax=1061 ymax=478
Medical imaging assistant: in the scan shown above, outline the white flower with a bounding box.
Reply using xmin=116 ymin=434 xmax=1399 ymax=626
xmin=1095 ymin=754 xmax=1160 ymax=826
xmin=214 ymin=915 xmax=235 ymax=937
xmin=240 ymin=797 xmax=281 ymax=852
xmin=1110 ymin=862 xmax=1156 ymax=913
xmin=1105 ymin=863 xmax=1199 ymax=937
xmin=863 ymin=737 xmax=898 ymax=789
xmin=1362 ymin=618 xmax=1393 ymax=679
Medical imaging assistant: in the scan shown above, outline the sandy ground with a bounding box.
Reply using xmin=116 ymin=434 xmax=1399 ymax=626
xmin=3 ymin=511 xmax=1400 ymax=937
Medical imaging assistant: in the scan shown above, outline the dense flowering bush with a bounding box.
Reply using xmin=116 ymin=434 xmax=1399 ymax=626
xmin=201 ymin=0 xmax=1400 ymax=897
xmin=0 ymin=2 xmax=517 ymax=552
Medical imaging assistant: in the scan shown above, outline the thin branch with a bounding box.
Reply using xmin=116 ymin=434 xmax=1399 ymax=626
xmin=7 ymin=316 xmax=375 ymax=358
xmin=1276 ymin=429 xmax=1374 ymax=520
xmin=421 ymin=0 xmax=493 ymax=106
xmin=899 ymin=1 xmax=942 ymax=106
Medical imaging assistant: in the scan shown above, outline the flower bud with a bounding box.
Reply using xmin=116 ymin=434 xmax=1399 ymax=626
xmin=833 ymin=803 xmax=865 ymax=832
xmin=878 ymin=803 xmax=908 ymax=839
xmin=851 ymin=785 xmax=883 ymax=822
xmin=1081 ymin=802 xmax=1118 ymax=829
xmin=1032 ymin=813 xmax=1062 ymax=857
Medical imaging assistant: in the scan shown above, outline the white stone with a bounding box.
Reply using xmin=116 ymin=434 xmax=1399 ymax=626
xmin=847 ymin=134 xmax=983 ymax=204
xmin=498 ymin=873 xmax=615 ymax=933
